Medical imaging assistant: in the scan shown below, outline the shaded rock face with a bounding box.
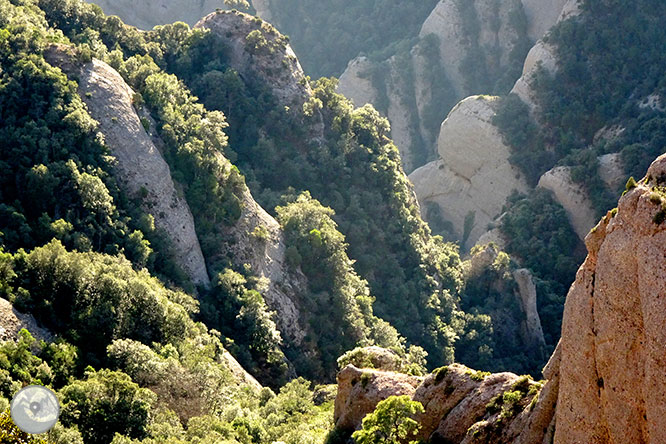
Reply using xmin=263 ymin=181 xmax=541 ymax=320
xmin=537 ymin=166 xmax=598 ymax=240
xmin=217 ymin=186 xmax=309 ymax=347
xmin=45 ymin=46 xmax=211 ymax=287
xmin=553 ymin=153 xmax=666 ymax=444
xmin=337 ymin=57 xmax=378 ymax=109
xmin=419 ymin=0 xmax=525 ymax=97
xmin=0 ymin=298 xmax=52 ymax=343
xmin=86 ymin=0 xmax=226 ymax=30
xmin=512 ymin=268 xmax=546 ymax=353
xmin=334 ymin=362 xmax=552 ymax=444
xmin=520 ymin=0 xmax=569 ymax=42
xmin=338 ymin=0 xmax=530 ymax=172
xmin=409 ymin=96 xmax=528 ymax=248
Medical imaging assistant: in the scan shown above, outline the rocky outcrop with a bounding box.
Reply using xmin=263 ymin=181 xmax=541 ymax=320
xmin=419 ymin=0 xmax=525 ymax=96
xmin=335 ymin=364 xmax=422 ymax=431
xmin=337 ymin=57 xmax=378 ymax=108
xmin=45 ymin=46 xmax=211 ymax=287
xmin=511 ymin=0 xmax=581 ymax=109
xmin=86 ymin=0 xmax=226 ymax=30
xmin=537 ymin=166 xmax=597 ymax=240
xmin=410 ymin=96 xmax=528 ymax=247
xmin=45 ymin=45 xmax=310 ymax=352
xmin=217 ymin=186 xmax=309 ymax=346
xmin=335 ymin=362 xmax=551 ymax=444
xmin=510 ymin=40 xmax=558 ymax=110
xmin=338 ymin=0 xmax=531 ymax=171
xmin=553 ymin=153 xmax=666 ymax=444
xmin=512 ymin=268 xmax=546 ymax=352
xmin=195 ymin=11 xmax=316 ymax=115
xmin=0 ymin=298 xmax=52 ymax=343
xmin=343 ymin=153 xmax=666 ymax=443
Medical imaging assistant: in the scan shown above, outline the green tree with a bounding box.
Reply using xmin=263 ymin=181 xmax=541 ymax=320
xmin=351 ymin=395 xmax=424 ymax=444
xmin=60 ymin=368 xmax=156 ymax=444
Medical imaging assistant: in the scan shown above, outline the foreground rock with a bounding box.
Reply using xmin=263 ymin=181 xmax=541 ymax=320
xmin=334 ymin=362 xmax=553 ymax=444
xmin=554 ymin=153 xmax=666 ymax=444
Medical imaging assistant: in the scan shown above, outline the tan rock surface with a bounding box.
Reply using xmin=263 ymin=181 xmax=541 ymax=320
xmin=513 ymin=269 xmax=546 ymax=351
xmin=554 ymin=153 xmax=666 ymax=444
xmin=337 ymin=57 xmax=378 ymax=108
xmin=0 ymin=298 xmax=52 ymax=343
xmin=334 ymin=362 xmax=550 ymax=444
xmin=410 ymin=96 xmax=528 ymax=247
xmin=334 ymin=364 xmax=422 ymax=431
xmin=537 ymin=166 xmax=598 ymax=240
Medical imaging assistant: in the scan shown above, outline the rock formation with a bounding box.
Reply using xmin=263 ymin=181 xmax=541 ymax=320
xmin=45 ymin=45 xmax=211 ymax=287
xmin=512 ymin=268 xmax=546 ymax=353
xmin=338 ymin=0 xmax=531 ymax=171
xmin=553 ymin=153 xmax=666 ymax=444
xmin=409 ymin=96 xmax=528 ymax=247
xmin=337 ymin=57 xmax=378 ymax=108
xmin=45 ymin=43 xmax=311 ymax=352
xmin=537 ymin=166 xmax=598 ymax=240
xmin=195 ymin=11 xmax=313 ymax=112
xmin=335 ymin=362 xmax=552 ymax=444
xmin=0 ymin=298 xmax=52 ymax=343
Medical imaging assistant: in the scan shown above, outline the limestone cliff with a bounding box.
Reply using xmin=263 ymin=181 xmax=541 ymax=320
xmin=45 ymin=43 xmax=310 ymax=355
xmin=537 ymin=166 xmax=597 ymax=240
xmin=410 ymin=0 xmax=584 ymax=246
xmin=337 ymin=0 xmax=573 ymax=172
xmin=45 ymin=45 xmax=211 ymax=288
xmin=409 ymin=96 xmax=528 ymax=248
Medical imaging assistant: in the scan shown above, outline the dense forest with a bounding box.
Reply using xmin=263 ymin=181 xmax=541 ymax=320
xmin=2 ymin=0 xmax=665 ymax=442
xmin=0 ymin=0 xmax=549 ymax=442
